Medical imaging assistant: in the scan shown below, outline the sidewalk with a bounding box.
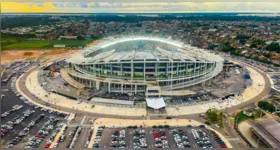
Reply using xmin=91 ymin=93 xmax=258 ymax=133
xmin=16 ymin=68 xmax=71 ymax=116
xmin=166 ymin=64 xmax=266 ymax=115
xmin=25 ymin=70 xmax=146 ymax=116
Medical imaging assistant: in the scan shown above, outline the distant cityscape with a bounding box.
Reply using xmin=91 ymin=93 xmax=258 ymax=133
xmin=1 ymin=13 xmax=280 ymax=149
xmin=2 ymin=14 xmax=280 ymax=66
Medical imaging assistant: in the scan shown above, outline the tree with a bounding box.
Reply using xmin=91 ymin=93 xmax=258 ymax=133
xmin=206 ymin=109 xmax=218 ymax=122
xmin=263 ymin=53 xmax=272 ymax=58
xmin=266 ymin=42 xmax=280 ymax=53
xmin=250 ymin=43 xmax=257 ymax=48
xmin=222 ymin=45 xmax=235 ymax=52
xmin=90 ymin=35 xmax=102 ymax=40
xmin=258 ymin=101 xmax=268 ymax=108
xmin=77 ymin=35 xmax=85 ymax=40
xmin=258 ymin=101 xmax=276 ymax=112
xmin=265 ymin=103 xmax=276 ymax=112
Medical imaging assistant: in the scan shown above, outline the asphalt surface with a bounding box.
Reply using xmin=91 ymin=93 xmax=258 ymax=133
xmin=18 ymin=57 xmax=271 ymax=119
xmin=17 ymin=62 xmax=145 ymax=119
xmin=14 ymin=57 xmax=272 ymax=149
xmin=98 ymin=127 xmax=221 ymax=148
xmin=0 ymin=75 xmax=66 ymax=148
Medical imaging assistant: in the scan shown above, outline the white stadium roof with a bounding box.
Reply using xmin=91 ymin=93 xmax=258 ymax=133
xmin=66 ymin=36 xmax=223 ymax=64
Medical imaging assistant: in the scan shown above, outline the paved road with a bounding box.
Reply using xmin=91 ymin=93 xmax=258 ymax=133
xmin=16 ymin=57 xmax=272 ymax=149
xmin=18 ymin=57 xmax=271 ymax=118
xmin=181 ymin=58 xmax=272 ymax=148
xmin=17 ymin=62 xmax=144 ymax=119
xmin=0 ymin=74 xmax=66 ymax=148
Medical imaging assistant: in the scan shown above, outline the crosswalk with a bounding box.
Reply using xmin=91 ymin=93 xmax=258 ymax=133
xmin=227 ymin=138 xmax=241 ymax=142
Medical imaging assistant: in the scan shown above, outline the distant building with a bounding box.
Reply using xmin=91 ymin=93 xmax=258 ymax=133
xmin=208 ymin=29 xmax=217 ymax=32
xmin=54 ymin=44 xmax=66 ymax=48
xmin=58 ymin=36 xmax=77 ymax=40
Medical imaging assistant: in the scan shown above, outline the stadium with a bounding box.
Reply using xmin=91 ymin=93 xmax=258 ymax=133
xmin=64 ymin=37 xmax=224 ymax=97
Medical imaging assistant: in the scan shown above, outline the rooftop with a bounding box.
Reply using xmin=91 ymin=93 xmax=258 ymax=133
xmin=251 ymin=119 xmax=280 ymax=148
xmin=66 ymin=36 xmax=223 ymax=64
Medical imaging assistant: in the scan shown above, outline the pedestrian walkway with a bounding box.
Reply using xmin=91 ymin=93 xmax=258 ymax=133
xmin=20 ymin=57 xmax=268 ymax=118
xmin=165 ymin=64 xmax=266 ymax=115
xmin=16 ymin=70 xmax=71 ymax=116
xmin=25 ymin=70 xmax=146 ymax=116
xmin=60 ymin=68 xmax=85 ymax=89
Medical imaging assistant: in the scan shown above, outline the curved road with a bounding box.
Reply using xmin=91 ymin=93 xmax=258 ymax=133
xmin=17 ymin=57 xmax=272 ymax=148
xmin=17 ymin=63 xmax=144 ymax=120
xmin=18 ymin=57 xmax=271 ymax=119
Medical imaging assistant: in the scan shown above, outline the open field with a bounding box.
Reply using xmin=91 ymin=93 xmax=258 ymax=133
xmin=2 ymin=39 xmax=92 ymax=50
xmin=1 ymin=50 xmax=77 ymax=64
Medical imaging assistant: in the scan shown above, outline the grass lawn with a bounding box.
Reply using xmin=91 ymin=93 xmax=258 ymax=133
xmin=235 ymin=111 xmax=252 ymax=124
xmin=2 ymin=39 xmax=92 ymax=50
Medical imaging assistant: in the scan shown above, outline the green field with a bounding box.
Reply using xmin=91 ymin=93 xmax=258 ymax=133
xmin=2 ymin=39 xmax=93 ymax=50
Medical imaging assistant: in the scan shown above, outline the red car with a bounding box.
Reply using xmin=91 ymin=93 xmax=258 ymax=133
xmin=220 ymin=145 xmax=227 ymax=148
xmin=44 ymin=143 xmax=51 ymax=148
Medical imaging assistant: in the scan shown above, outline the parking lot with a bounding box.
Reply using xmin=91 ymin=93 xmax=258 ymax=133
xmin=1 ymin=66 xmax=69 ymax=148
xmin=93 ymin=125 xmax=225 ymax=148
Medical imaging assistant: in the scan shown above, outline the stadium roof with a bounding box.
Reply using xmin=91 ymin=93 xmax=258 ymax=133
xmin=67 ymin=36 xmax=223 ymax=64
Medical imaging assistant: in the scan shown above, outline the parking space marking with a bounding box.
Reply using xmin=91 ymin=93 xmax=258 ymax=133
xmin=80 ymin=127 xmax=88 ymax=145
xmin=80 ymin=116 xmax=86 ymax=125
xmin=227 ymin=138 xmax=240 ymax=141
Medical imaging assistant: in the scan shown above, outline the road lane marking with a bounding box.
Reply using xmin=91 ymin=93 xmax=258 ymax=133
xmin=80 ymin=116 xmax=86 ymax=125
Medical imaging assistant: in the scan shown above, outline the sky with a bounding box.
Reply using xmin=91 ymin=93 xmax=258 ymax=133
xmin=2 ymin=1 xmax=280 ymax=13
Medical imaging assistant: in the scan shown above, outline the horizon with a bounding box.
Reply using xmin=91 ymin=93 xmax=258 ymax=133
xmin=2 ymin=2 xmax=280 ymax=13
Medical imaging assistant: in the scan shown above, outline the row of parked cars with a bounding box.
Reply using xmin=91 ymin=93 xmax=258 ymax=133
xmin=153 ymin=129 xmax=169 ymax=148
xmin=7 ymin=114 xmax=45 ymax=148
xmin=93 ymin=126 xmax=105 ymax=148
xmin=171 ymin=129 xmax=191 ymax=148
xmin=191 ymin=128 xmax=213 ymax=148
xmin=69 ymin=126 xmax=82 ymax=148
xmin=51 ymin=124 xmax=68 ymax=148
xmin=133 ymin=129 xmax=147 ymax=148
xmin=211 ymin=131 xmax=227 ymax=148
xmin=111 ymin=129 xmax=126 ymax=148
xmin=44 ymin=123 xmax=64 ymax=148
xmin=10 ymin=75 xmax=69 ymax=119
xmin=1 ymin=105 xmax=23 ymax=118
xmin=66 ymin=126 xmax=81 ymax=148
xmin=1 ymin=61 xmax=33 ymax=84
xmin=1 ymin=109 xmax=35 ymax=138
xmin=25 ymin=116 xmax=59 ymax=148
xmin=84 ymin=127 xmax=94 ymax=148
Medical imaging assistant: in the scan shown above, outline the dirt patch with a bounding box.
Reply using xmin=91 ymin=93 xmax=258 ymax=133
xmin=23 ymin=52 xmax=34 ymax=56
xmin=1 ymin=49 xmax=78 ymax=64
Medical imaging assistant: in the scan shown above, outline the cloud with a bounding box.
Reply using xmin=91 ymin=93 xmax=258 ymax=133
xmin=2 ymin=2 xmax=280 ymax=13
xmin=87 ymin=2 xmax=95 ymax=7
xmin=2 ymin=2 xmax=56 ymax=13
